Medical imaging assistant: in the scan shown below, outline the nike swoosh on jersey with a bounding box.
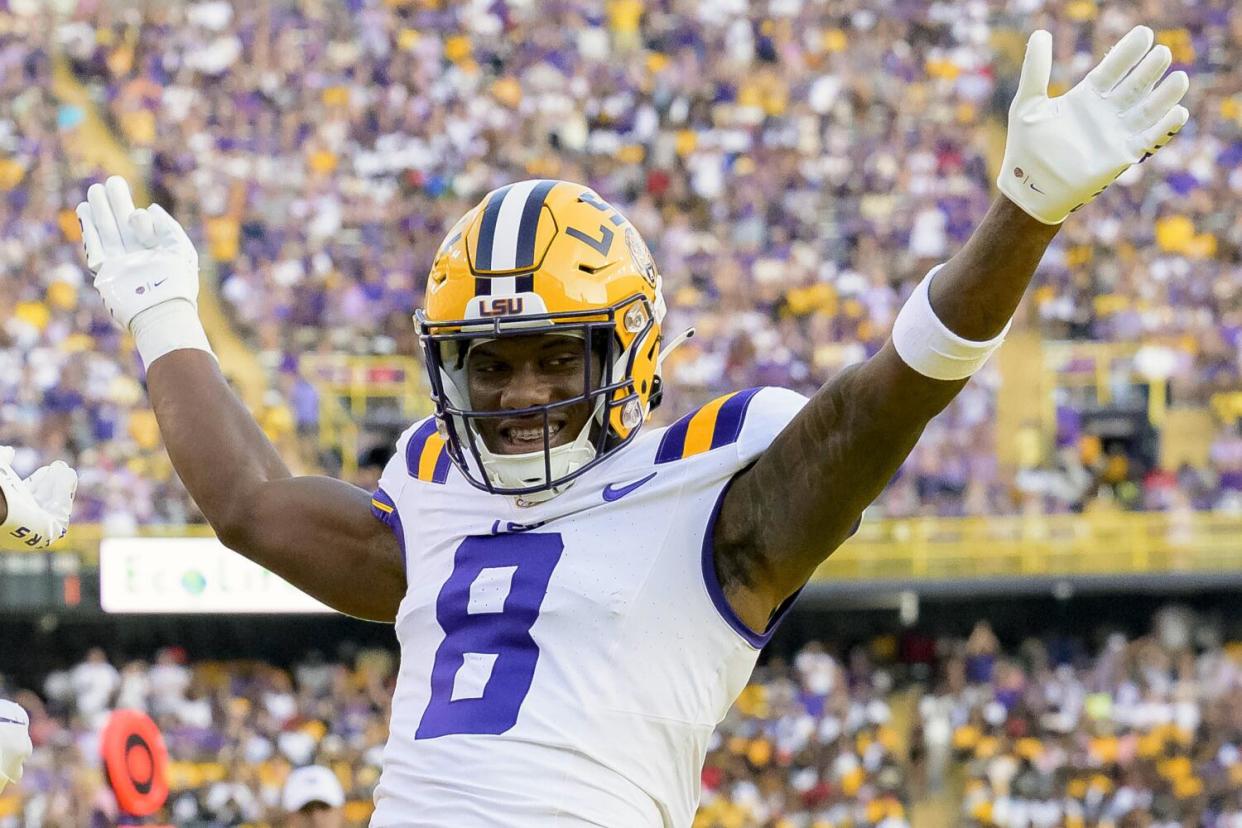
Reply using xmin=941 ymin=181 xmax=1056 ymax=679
xmin=602 ymin=472 xmax=657 ymax=502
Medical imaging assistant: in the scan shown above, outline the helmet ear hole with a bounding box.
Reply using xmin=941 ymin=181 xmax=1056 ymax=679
xmin=588 ymin=329 xmax=614 ymax=385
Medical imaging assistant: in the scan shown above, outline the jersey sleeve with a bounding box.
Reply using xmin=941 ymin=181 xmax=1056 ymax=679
xmin=369 ymin=421 xmax=420 ymax=562
xmin=679 ymin=386 xmax=861 ymax=648
xmin=653 ymin=386 xmax=808 ymax=472
xmin=652 ymin=387 xmax=812 ymax=649
xmin=732 ymin=386 xmax=809 ymax=467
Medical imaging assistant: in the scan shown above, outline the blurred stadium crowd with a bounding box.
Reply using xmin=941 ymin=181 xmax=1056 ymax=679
xmin=1 ymin=0 xmax=1239 ymax=525
xmin=2 ymin=2 xmax=1240 ymax=827
xmin=1 ymin=645 xmax=391 ymax=826
xmin=2 ymin=609 xmax=1239 ymax=826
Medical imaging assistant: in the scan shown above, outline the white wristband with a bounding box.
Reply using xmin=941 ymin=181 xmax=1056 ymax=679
xmin=891 ymin=265 xmax=1011 ymax=381
xmin=131 ymin=300 xmax=216 ymax=369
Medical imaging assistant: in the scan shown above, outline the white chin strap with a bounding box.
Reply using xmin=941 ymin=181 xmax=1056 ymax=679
xmin=476 ymin=415 xmax=599 ymax=504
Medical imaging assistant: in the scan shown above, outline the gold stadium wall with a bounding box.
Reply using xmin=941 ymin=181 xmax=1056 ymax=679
xmin=23 ymin=512 xmax=1242 ymax=578
xmin=822 ymin=511 xmax=1242 ymax=583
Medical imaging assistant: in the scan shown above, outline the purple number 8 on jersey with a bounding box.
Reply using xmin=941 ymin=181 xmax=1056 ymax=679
xmin=416 ymin=533 xmax=564 ymax=739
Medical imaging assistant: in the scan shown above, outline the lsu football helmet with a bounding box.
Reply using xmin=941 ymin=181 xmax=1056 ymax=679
xmin=417 ymin=180 xmax=670 ymax=500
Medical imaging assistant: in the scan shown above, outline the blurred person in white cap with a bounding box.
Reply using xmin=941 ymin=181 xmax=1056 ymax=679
xmin=282 ymin=765 xmax=345 ymax=828
xmin=0 ymin=699 xmax=32 ymax=794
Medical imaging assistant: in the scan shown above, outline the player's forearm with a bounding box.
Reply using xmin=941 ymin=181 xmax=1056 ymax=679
xmin=928 ymin=195 xmax=1061 ymax=340
xmin=716 ymin=199 xmax=1060 ymax=619
xmin=147 ymin=351 xmax=405 ymax=621
xmin=743 ymin=197 xmax=1059 ymax=543
xmin=146 ymin=350 xmax=292 ymax=539
xmin=743 ymin=197 xmax=1058 ymax=549
xmin=717 ymin=349 xmax=958 ymax=620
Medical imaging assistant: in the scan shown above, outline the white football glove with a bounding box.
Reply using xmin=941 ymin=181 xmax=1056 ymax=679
xmin=76 ymin=176 xmax=214 ymax=368
xmin=0 ymin=447 xmax=77 ymax=551
xmin=0 ymin=700 xmax=32 ymax=793
xmin=999 ymin=26 xmax=1190 ymax=225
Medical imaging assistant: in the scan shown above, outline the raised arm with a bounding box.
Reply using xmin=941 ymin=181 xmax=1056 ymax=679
xmin=716 ymin=198 xmax=1056 ymax=628
xmin=146 ymin=351 xmax=405 ymax=621
xmin=78 ymin=178 xmax=404 ymax=622
xmin=715 ymin=26 xmax=1190 ymax=631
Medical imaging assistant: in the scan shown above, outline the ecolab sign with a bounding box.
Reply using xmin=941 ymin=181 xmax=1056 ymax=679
xmin=100 ymin=538 xmax=332 ymax=614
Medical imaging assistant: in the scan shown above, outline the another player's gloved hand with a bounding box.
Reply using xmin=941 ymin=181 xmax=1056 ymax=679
xmin=999 ymin=26 xmax=1190 ymax=225
xmin=76 ymin=176 xmax=215 ymax=368
xmin=0 ymin=447 xmax=77 ymax=551
xmin=0 ymin=700 xmax=32 ymax=793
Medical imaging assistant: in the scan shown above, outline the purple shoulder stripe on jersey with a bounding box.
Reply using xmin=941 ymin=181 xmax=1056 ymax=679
xmin=700 ymin=477 xmax=801 ymax=649
xmin=370 ymin=488 xmax=406 ymax=563
xmin=656 ymin=388 xmax=766 ymax=464
xmin=431 ymin=444 xmax=452 ymax=484
xmin=370 ymin=488 xmax=396 ymax=525
xmin=709 ymin=387 xmax=762 ymax=450
xmin=404 ymin=419 xmax=439 ymax=476
xmin=654 ymin=409 xmax=695 ymax=464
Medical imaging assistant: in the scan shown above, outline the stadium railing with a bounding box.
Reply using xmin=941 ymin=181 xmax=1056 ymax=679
xmin=297 ymin=354 xmax=430 ymax=476
xmin=32 ymin=512 xmax=1242 ymax=582
xmin=821 ymin=510 xmax=1242 ymax=585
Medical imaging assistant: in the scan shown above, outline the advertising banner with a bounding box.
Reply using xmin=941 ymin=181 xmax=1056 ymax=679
xmin=100 ymin=538 xmax=333 ymax=614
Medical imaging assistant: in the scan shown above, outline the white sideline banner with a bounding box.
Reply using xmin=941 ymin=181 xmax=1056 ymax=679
xmin=100 ymin=537 xmax=333 ymax=614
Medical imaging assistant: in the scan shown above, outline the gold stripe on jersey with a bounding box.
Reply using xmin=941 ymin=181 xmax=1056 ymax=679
xmin=418 ymin=433 xmax=448 ymax=482
xmin=681 ymin=392 xmax=738 ymax=459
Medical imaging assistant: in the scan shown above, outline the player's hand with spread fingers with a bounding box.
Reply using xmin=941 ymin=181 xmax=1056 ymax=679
xmin=999 ymin=26 xmax=1190 ymax=225
xmin=76 ymin=176 xmax=215 ymax=368
xmin=0 ymin=446 xmax=77 ymax=551
xmin=0 ymin=700 xmax=32 ymax=794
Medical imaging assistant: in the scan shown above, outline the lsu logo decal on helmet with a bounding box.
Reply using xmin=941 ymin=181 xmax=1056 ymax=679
xmin=624 ymin=227 xmax=658 ymax=289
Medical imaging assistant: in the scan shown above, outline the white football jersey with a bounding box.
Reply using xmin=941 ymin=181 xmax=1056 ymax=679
xmin=368 ymin=386 xmax=807 ymax=827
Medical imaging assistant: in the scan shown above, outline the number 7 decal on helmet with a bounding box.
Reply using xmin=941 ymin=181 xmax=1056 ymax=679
xmin=416 ymin=533 xmax=564 ymax=739
xmin=565 ymin=224 xmax=615 ymax=255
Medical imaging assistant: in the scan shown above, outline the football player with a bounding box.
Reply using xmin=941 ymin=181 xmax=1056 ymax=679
xmin=0 ymin=452 xmax=72 ymax=796
xmin=76 ymin=27 xmax=1187 ymax=827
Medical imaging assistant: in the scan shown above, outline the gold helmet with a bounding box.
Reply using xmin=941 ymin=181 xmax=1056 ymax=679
xmin=416 ymin=180 xmax=667 ymax=498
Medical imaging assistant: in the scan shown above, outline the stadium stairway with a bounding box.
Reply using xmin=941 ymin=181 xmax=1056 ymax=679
xmin=891 ymin=687 xmax=961 ymax=828
xmin=50 ymin=55 xmax=270 ymax=414
xmin=910 ymin=789 xmax=960 ymax=828
xmin=994 ymin=329 xmax=1050 ymax=468
xmin=977 ymin=69 xmax=1053 ymax=471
